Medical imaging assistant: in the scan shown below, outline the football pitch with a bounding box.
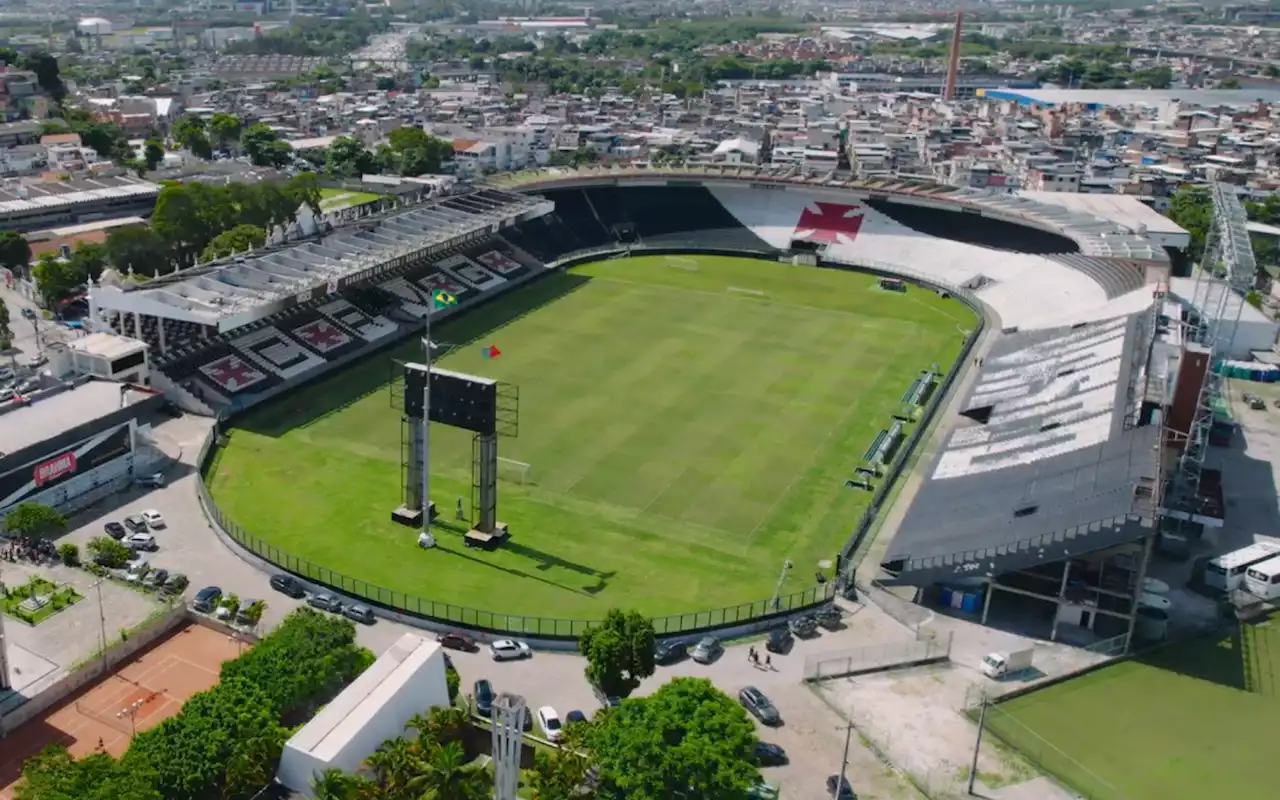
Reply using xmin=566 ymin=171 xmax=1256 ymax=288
xmin=984 ymin=613 xmax=1280 ymax=800
xmin=207 ymin=254 xmax=973 ymax=620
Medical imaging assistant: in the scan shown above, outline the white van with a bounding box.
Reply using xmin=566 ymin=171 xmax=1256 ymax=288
xmin=1204 ymin=542 xmax=1280 ymax=591
xmin=1244 ymin=555 xmax=1280 ymax=600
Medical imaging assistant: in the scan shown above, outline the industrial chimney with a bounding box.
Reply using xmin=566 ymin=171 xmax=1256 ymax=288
xmin=943 ymin=11 xmax=963 ymax=102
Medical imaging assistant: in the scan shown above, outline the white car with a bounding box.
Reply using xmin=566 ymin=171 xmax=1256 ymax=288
xmin=135 ymin=473 xmax=165 ymax=488
xmin=124 ymin=559 xmax=150 ymax=582
xmin=141 ymin=509 xmax=166 ymax=528
xmin=489 ymin=639 xmax=531 ymax=661
xmin=536 ymin=706 xmax=563 ymax=742
xmin=124 ymin=532 xmax=158 ymax=552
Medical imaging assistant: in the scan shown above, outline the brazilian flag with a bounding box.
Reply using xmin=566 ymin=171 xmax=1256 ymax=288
xmin=431 ymin=289 xmax=457 ymax=308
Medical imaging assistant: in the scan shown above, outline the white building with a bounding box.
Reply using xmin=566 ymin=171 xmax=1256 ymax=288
xmin=275 ymin=633 xmax=449 ymax=798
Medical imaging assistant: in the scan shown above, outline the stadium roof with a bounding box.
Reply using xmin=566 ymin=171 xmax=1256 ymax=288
xmin=976 ymin=87 xmax=1280 ymax=109
xmin=89 ymin=187 xmax=550 ymax=329
xmin=881 ymin=314 xmax=1161 ymax=586
xmin=492 ymin=164 xmax=1169 ymax=264
xmin=0 ymin=177 xmax=160 ymax=217
xmin=0 ymin=380 xmax=147 ymax=457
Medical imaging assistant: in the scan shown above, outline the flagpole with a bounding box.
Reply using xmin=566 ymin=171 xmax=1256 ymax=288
xmin=421 ymin=302 xmax=433 ymax=537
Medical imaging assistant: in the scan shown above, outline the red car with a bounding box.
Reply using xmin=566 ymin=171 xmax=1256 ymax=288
xmin=438 ymin=631 xmax=479 ymax=652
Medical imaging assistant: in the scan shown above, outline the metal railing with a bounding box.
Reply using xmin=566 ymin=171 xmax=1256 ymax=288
xmin=803 ymin=631 xmax=952 ymax=681
xmin=197 ymin=439 xmax=833 ymax=639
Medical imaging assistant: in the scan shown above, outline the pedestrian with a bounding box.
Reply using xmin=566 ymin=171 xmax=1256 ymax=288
xmin=97 ymin=737 xmax=104 ymax=751
xmin=748 ymin=647 xmax=756 ymax=664
xmin=765 ymin=654 xmax=772 ymax=669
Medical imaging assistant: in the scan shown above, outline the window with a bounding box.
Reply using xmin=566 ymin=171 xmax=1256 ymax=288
xmin=111 ymin=350 xmax=146 ymax=374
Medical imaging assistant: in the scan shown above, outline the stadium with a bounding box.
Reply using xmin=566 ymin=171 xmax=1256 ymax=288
xmin=82 ymin=165 xmax=1219 ymax=645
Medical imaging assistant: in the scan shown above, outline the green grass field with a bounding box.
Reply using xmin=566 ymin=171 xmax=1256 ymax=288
xmin=986 ymin=613 xmax=1280 ymax=800
xmin=208 ymin=254 xmax=972 ymax=621
xmin=319 ymin=188 xmax=383 ymax=211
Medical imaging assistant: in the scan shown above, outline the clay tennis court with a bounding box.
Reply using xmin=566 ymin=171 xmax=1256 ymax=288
xmin=0 ymin=622 xmax=244 ymax=798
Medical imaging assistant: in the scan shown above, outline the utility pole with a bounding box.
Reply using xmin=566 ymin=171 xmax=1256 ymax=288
xmin=968 ymin=695 xmax=988 ymax=795
xmin=837 ymin=720 xmax=854 ymax=798
xmin=93 ymin=579 xmax=107 ymax=674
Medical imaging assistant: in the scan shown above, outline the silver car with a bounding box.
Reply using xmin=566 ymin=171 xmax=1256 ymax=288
xmin=691 ymin=635 xmax=722 ymax=664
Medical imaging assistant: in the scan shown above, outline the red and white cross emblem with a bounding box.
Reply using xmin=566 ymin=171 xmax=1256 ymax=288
xmin=793 ymin=202 xmax=865 ymax=245
xmin=297 ymin=321 xmax=349 ymax=352
xmin=202 ymin=356 xmax=264 ymax=391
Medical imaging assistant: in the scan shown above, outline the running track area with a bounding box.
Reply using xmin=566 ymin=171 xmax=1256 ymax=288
xmin=0 ymin=623 xmax=244 ymax=798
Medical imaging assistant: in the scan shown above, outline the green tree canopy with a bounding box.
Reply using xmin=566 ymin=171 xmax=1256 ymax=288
xmin=208 ymin=113 xmax=243 ymax=150
xmin=325 ymin=136 xmax=375 ymax=178
xmin=201 ymin=224 xmax=267 ymax=262
xmin=587 ymin=677 xmax=759 ymax=799
xmin=143 ymin=139 xmax=165 ymax=171
xmin=172 ymin=115 xmax=212 ymax=160
xmin=104 ymin=225 xmax=167 ymax=275
xmin=580 ymin=608 xmax=656 ymax=699
xmin=2 ymin=503 xmax=67 ymax=543
xmin=14 ymin=746 xmax=161 ymax=800
xmin=241 ymin=123 xmax=292 ymax=168
xmin=0 ymin=230 xmax=31 ymax=271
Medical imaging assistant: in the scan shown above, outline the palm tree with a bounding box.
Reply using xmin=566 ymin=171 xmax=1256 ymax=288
xmin=414 ymin=740 xmax=490 ymax=800
xmin=364 ymin=736 xmax=418 ymax=800
xmin=425 ymin=706 xmax=471 ymax=748
xmin=312 ymin=767 xmax=366 ymax=800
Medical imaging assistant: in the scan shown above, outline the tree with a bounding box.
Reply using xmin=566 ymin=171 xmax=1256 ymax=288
xmin=587 ymin=677 xmax=759 ymax=800
xmin=31 ymin=253 xmax=78 ymax=307
xmin=172 ymin=115 xmax=212 ymax=160
xmin=326 ymin=136 xmax=375 ymax=178
xmin=201 ymin=224 xmax=267 ymax=262
xmin=219 ymin=607 xmax=374 ymax=720
xmin=580 ymin=608 xmax=656 ymax=699
xmin=122 ymin=677 xmax=288 ymax=800
xmin=208 ymin=113 xmax=243 ymax=151
xmin=241 ymin=123 xmax=292 ymax=168
xmin=527 ymin=722 xmax=592 ymax=800
xmin=386 ymin=126 xmax=452 ymax=176
xmin=416 ymin=740 xmax=490 ymax=800
xmin=1168 ymin=186 xmax=1213 ymax=264
xmin=1 ymin=503 xmax=66 ymax=543
xmin=69 ymin=242 xmax=107 ymax=286
xmin=0 ymin=229 xmax=31 ymax=273
xmin=86 ymin=536 xmax=131 ymax=568
xmin=104 ymin=225 xmax=168 ymax=275
xmin=14 ymin=746 xmax=161 ymax=800
xmin=143 ymin=139 xmax=165 ymax=171
xmin=311 ymin=768 xmax=373 ymax=800
xmin=0 ymin=298 xmax=9 ymax=350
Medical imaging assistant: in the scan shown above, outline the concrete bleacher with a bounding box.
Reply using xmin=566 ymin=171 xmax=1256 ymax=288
xmin=710 ymin=185 xmax=1117 ymax=330
xmin=231 ymin=326 xmax=326 ymax=380
xmin=285 ymin=309 xmax=366 ymax=360
xmin=434 ymin=253 xmax=508 ymax=292
xmin=1044 ymin=254 xmax=1148 ymax=300
xmin=321 ymin=297 xmax=398 ymax=341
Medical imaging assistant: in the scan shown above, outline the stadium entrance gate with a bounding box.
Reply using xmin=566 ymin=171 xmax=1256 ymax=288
xmin=392 ymin=363 xmax=518 ymax=546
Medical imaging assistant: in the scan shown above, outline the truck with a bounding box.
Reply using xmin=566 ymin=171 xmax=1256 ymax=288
xmin=981 ymin=648 xmax=1034 ymax=680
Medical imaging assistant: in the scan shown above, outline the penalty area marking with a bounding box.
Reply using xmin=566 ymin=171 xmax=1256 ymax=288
xmin=665 ymin=257 xmax=700 ymax=271
xmin=727 ymin=286 xmax=765 ymax=297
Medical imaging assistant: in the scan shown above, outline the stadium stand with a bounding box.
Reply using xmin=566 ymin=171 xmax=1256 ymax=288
xmin=286 ymin=309 xmax=366 ymax=361
xmin=881 ymin=312 xmax=1160 ymax=588
xmin=864 ymin=198 xmax=1080 ymax=255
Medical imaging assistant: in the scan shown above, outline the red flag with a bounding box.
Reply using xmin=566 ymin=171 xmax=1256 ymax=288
xmin=483 ymin=344 xmax=502 ymax=359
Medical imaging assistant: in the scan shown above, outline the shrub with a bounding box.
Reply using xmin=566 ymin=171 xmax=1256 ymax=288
xmin=87 ymin=536 xmax=131 ymax=568
xmin=57 ymin=542 xmax=79 ymax=566
xmin=446 ymin=665 xmax=460 ymax=704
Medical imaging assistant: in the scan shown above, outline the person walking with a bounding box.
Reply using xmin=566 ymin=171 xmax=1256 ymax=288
xmin=765 ymin=654 xmax=772 ymax=669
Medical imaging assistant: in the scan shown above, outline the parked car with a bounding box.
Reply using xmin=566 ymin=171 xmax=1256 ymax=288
xmin=591 ymin=681 xmax=621 ymax=709
xmin=104 ymin=521 xmax=127 ymax=540
xmin=566 ymin=710 xmax=587 ymax=725
xmin=739 ymin=686 xmax=781 ymax=726
xmin=0 ymin=366 xmax=13 ymax=382
xmin=123 ymin=515 xmax=148 ymax=532
xmin=193 ymin=586 xmax=222 ymax=612
xmin=489 ymin=639 xmax=531 ymax=661
xmin=308 ymin=593 xmax=344 ymax=613
xmin=140 ymin=509 xmax=166 ymax=529
xmin=788 ymin=615 xmax=818 ymax=638
xmin=135 ymin=473 xmax=166 ymax=488
xmin=235 ymin=599 xmax=261 ymax=627
xmin=747 ymin=779 xmax=780 ymax=799
xmin=536 ymin=706 xmax=563 ymax=742
xmin=163 ymin=573 xmax=189 ymax=594
xmin=815 ymin=606 xmax=843 ymax=629
xmin=826 ymin=774 xmax=856 ymax=799
xmin=438 ymin=631 xmax=479 ymax=652
xmin=123 ymin=532 xmax=158 ymax=552
xmin=124 ymin=560 xmax=150 ymax=583
xmin=753 ymin=741 xmax=788 ymax=766
xmin=474 ymin=679 xmax=495 ymax=717
xmin=690 ymin=635 xmax=723 ymax=664
xmin=269 ymin=573 xmax=306 ymax=598
xmin=25 ymin=353 xmax=46 ymax=368
xmin=654 ymin=639 xmax=687 ymax=664
xmin=142 ymin=569 xmax=169 ymax=589
xmin=344 ymin=604 xmax=375 ymax=625
xmin=765 ymin=626 xmax=793 ymax=654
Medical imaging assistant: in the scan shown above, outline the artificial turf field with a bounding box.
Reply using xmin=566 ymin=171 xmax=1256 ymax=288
xmin=985 ymin=612 xmax=1280 ymax=800
xmin=208 ymin=254 xmax=972 ymax=621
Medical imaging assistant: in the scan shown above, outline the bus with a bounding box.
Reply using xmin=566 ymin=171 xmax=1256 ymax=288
xmin=1244 ymin=555 xmax=1280 ymax=600
xmin=1204 ymin=542 xmax=1280 ymax=591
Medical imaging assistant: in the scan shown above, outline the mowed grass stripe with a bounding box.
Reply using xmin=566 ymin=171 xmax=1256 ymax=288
xmin=210 ymin=254 xmax=972 ymax=618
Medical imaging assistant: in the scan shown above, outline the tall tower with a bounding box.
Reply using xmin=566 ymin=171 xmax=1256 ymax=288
xmin=943 ymin=11 xmax=963 ymax=101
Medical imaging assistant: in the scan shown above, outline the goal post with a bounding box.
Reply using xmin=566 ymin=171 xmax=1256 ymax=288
xmin=497 ymin=457 xmax=532 ymax=485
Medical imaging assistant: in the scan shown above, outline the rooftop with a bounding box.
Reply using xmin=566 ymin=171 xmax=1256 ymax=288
xmin=0 ymin=380 xmax=144 ymax=457
xmin=69 ymin=332 xmax=148 ymax=361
